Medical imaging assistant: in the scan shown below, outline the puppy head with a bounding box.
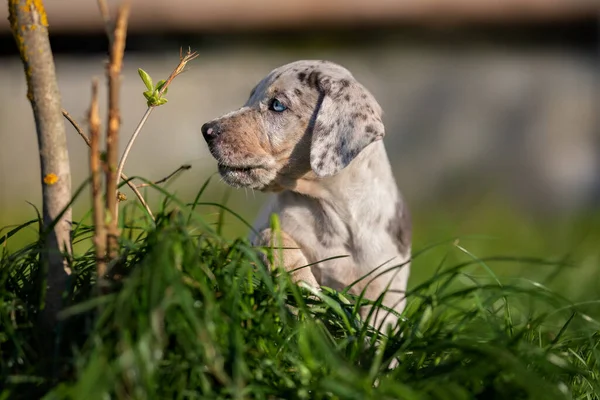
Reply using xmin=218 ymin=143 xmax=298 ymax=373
xmin=201 ymin=60 xmax=385 ymax=191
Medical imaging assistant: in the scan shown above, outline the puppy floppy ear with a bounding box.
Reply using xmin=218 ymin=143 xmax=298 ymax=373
xmin=309 ymin=75 xmax=385 ymax=177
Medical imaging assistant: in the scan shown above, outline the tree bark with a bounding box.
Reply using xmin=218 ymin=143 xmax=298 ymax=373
xmin=8 ymin=0 xmax=73 ymax=339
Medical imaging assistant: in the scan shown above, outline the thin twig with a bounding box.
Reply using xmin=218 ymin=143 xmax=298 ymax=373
xmin=136 ymin=164 xmax=192 ymax=188
xmin=61 ymin=108 xmax=155 ymax=219
xmin=117 ymin=107 xmax=152 ymax=190
xmin=115 ymin=48 xmax=199 ymax=192
xmin=88 ymin=79 xmax=106 ymax=279
xmin=105 ymin=2 xmax=130 ymax=260
xmin=96 ymin=0 xmax=112 ymax=44
xmin=159 ymin=48 xmax=200 ymax=98
xmin=62 ymin=109 xmax=91 ymax=146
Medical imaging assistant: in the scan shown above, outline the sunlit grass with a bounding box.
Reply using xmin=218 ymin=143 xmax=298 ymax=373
xmin=0 ymin=180 xmax=599 ymax=399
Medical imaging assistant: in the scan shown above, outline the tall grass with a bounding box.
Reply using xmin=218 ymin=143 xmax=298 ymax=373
xmin=0 ymin=181 xmax=598 ymax=399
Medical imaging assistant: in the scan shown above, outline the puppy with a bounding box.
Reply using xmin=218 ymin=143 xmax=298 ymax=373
xmin=201 ymin=60 xmax=411 ymax=328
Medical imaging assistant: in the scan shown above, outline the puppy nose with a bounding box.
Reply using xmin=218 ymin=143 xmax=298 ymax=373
xmin=201 ymin=121 xmax=221 ymax=142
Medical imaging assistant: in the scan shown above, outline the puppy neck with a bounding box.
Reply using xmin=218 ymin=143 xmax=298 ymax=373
xmin=277 ymin=140 xmax=411 ymax=259
xmin=293 ymin=141 xmax=399 ymax=206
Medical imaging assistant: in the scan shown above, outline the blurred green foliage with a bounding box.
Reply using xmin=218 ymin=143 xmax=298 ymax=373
xmin=0 ymin=180 xmax=598 ymax=398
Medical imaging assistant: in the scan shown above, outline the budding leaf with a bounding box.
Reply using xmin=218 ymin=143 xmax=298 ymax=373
xmin=143 ymin=91 xmax=154 ymax=101
xmin=156 ymin=80 xmax=168 ymax=94
xmin=138 ymin=68 xmax=154 ymax=92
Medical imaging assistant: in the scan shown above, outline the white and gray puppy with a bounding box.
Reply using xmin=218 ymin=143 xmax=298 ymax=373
xmin=201 ymin=60 xmax=411 ymax=328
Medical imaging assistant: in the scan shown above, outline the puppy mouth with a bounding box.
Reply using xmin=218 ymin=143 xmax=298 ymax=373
xmin=216 ymin=162 xmax=274 ymax=190
xmin=217 ymin=163 xmax=262 ymax=174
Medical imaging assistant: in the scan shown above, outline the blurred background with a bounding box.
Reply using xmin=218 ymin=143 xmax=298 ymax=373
xmin=0 ymin=0 xmax=599 ymax=305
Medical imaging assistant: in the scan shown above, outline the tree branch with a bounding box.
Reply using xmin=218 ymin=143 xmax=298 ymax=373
xmin=104 ymin=2 xmax=130 ymax=260
xmin=135 ymin=164 xmax=192 ymax=188
xmin=8 ymin=0 xmax=73 ymax=341
xmin=61 ymin=109 xmax=91 ymax=146
xmin=88 ymin=79 xmax=106 ymax=280
xmin=96 ymin=0 xmax=112 ymax=44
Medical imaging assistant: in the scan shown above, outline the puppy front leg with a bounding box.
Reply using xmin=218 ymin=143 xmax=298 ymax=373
xmin=255 ymin=228 xmax=320 ymax=289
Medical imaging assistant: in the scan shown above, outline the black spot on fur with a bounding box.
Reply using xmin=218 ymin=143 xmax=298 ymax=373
xmin=340 ymin=144 xmax=359 ymax=166
xmin=344 ymin=94 xmax=351 ymax=101
xmin=361 ymin=94 xmax=367 ymax=99
xmin=274 ymin=72 xmax=282 ymax=80
xmin=317 ymin=158 xmax=326 ymax=171
xmin=297 ymin=72 xmax=306 ymax=82
xmin=328 ymin=152 xmax=342 ymax=168
xmin=294 ymin=88 xmax=303 ymax=96
xmin=340 ymin=79 xmax=350 ymax=88
xmin=386 ymin=200 xmax=412 ymax=255
xmin=314 ymin=121 xmax=326 ymax=133
xmin=340 ymin=136 xmax=347 ymax=149
xmin=307 ymin=71 xmax=321 ymax=90
xmin=365 ymin=125 xmax=375 ymax=133
xmin=351 ymin=112 xmax=368 ymax=121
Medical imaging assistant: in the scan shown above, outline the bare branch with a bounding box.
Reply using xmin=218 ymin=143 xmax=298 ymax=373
xmin=116 ymin=107 xmax=152 ymax=192
xmin=9 ymin=0 xmax=73 ymax=339
xmin=96 ymin=0 xmax=112 ymax=43
xmin=136 ymin=164 xmax=192 ymax=188
xmin=62 ymin=109 xmax=91 ymax=146
xmin=158 ymin=48 xmax=199 ymax=97
xmin=62 ymin=109 xmax=155 ymax=219
xmin=88 ymin=79 xmax=106 ymax=279
xmin=105 ymin=2 xmax=130 ymax=260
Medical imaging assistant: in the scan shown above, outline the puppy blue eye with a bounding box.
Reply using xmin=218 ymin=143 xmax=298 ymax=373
xmin=269 ymin=98 xmax=287 ymax=112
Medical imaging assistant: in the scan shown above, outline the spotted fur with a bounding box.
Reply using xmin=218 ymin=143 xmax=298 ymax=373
xmin=201 ymin=60 xmax=411 ymax=330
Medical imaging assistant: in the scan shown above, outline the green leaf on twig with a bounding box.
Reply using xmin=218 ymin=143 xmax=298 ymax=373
xmin=138 ymin=68 xmax=169 ymax=107
xmin=138 ymin=68 xmax=153 ymax=92
xmin=156 ymin=80 xmax=168 ymax=95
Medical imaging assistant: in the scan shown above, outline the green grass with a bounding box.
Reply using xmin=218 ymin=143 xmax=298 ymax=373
xmin=0 ymin=180 xmax=599 ymax=399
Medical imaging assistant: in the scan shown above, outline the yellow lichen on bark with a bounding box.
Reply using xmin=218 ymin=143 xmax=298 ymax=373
xmin=8 ymin=0 xmax=49 ymax=43
xmin=8 ymin=0 xmax=73 ymax=351
xmin=31 ymin=0 xmax=49 ymax=26
xmin=8 ymin=0 xmax=50 ymax=101
xmin=8 ymin=3 xmax=25 ymax=61
xmin=15 ymin=0 xmax=48 ymax=26
xmin=43 ymin=173 xmax=59 ymax=185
